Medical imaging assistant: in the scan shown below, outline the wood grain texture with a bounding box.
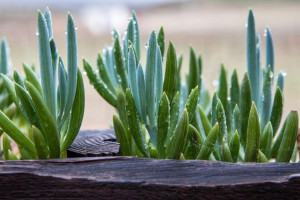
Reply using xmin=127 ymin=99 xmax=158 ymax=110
xmin=67 ymin=129 xmax=119 ymax=157
xmin=0 ymin=157 xmax=300 ymax=199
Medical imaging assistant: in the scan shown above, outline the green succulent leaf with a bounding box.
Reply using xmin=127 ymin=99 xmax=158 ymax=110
xmin=157 ymin=93 xmax=170 ymax=158
xmin=97 ymin=53 xmax=116 ymax=94
xmin=196 ymin=122 xmax=219 ymax=160
xmin=188 ymin=47 xmax=199 ymax=94
xmin=218 ymin=65 xmax=228 ymax=115
xmin=32 ymin=126 xmax=49 ymax=159
xmin=132 ymin=11 xmax=141 ymax=60
xmin=185 ymin=86 xmax=199 ymax=122
xmin=0 ymin=39 xmax=10 ymax=74
xmin=229 ymin=130 xmax=240 ymax=162
xmin=114 ymin=36 xmax=128 ymax=91
xmin=38 ymin=10 xmax=56 ymax=117
xmin=239 ymin=73 xmax=252 ymax=147
xmin=247 ymin=9 xmax=260 ymax=107
xmin=155 ymin=46 xmax=163 ymax=112
xmin=211 ymin=92 xmax=219 ymax=126
xmin=163 ymin=41 xmax=177 ymax=103
xmin=23 ymin=63 xmax=42 ymax=95
xmin=261 ymin=66 xmax=273 ymax=131
xmin=136 ymin=63 xmax=147 ymax=122
xmin=167 ymin=92 xmax=180 ymax=141
xmin=244 ymin=102 xmax=260 ymax=162
xmin=26 ymin=81 xmax=60 ymax=158
xmin=61 ymin=70 xmax=85 ymax=151
xmin=257 ymin=150 xmax=268 ymax=163
xmin=276 ymin=72 xmax=284 ymax=93
xmin=259 ymin=121 xmax=273 ymax=159
xmin=221 ymin=138 xmax=233 ymax=162
xmin=157 ymin=26 xmax=165 ymax=59
xmin=83 ymin=59 xmax=116 ymax=107
xmin=0 ymin=110 xmax=36 ymax=157
xmin=265 ymin=27 xmax=274 ymax=74
xmin=167 ymin=109 xmax=189 ymax=159
xmin=113 ymin=115 xmax=131 ymax=156
xmin=276 ymin=111 xmax=298 ymax=162
xmin=125 ymin=89 xmax=149 ymax=157
xmin=270 ymin=87 xmax=283 ymax=135
xmin=230 ymin=69 xmax=240 ymax=110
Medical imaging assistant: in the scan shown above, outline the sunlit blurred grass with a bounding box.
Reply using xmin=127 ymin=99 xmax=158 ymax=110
xmin=0 ymin=0 xmax=299 ymax=129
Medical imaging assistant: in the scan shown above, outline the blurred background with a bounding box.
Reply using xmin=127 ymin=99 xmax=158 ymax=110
xmin=0 ymin=0 xmax=299 ymax=130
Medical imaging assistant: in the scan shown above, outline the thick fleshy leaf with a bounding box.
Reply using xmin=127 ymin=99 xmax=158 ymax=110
xmin=216 ymin=100 xmax=228 ymax=157
xmin=167 ymin=109 xmax=189 ymax=159
xmin=167 ymin=92 xmax=180 ymax=141
xmin=128 ymin=47 xmax=141 ymax=118
xmin=211 ymin=92 xmax=219 ymax=126
xmin=83 ymin=59 xmax=116 ymax=107
xmin=38 ymin=10 xmax=55 ymax=117
xmin=196 ymin=122 xmax=219 ymax=160
xmin=247 ymin=9 xmax=259 ymax=107
xmin=270 ymin=118 xmax=287 ymax=158
xmin=239 ymin=73 xmax=252 ymax=147
xmin=132 ymin=11 xmax=141 ymax=60
xmin=62 ymin=13 xmax=78 ymax=125
xmin=157 ymin=26 xmax=165 ymax=59
xmin=229 ymin=130 xmax=240 ymax=162
xmin=13 ymin=70 xmax=25 ymax=88
xmin=163 ymin=41 xmax=177 ymax=103
xmin=270 ymin=87 xmax=283 ymax=135
xmin=185 ymin=86 xmax=199 ymax=122
xmin=157 ymin=93 xmax=170 ymax=158
xmin=145 ymin=31 xmax=157 ymax=128
xmin=276 ymin=111 xmax=299 ymax=162
xmin=265 ymin=27 xmax=274 ymax=74
xmin=57 ymin=58 xmax=67 ymax=119
xmin=155 ymin=46 xmax=163 ymax=112
xmin=221 ymin=139 xmax=233 ymax=162
xmin=257 ymin=150 xmax=268 ymax=163
xmin=26 ymin=81 xmax=60 ymax=158
xmin=61 ymin=70 xmax=85 ymax=151
xmin=114 ymin=36 xmax=128 ymax=91
xmin=0 ymin=39 xmax=10 ymax=74
xmin=230 ymin=69 xmax=240 ymax=111
xmin=32 ymin=126 xmax=49 ymax=159
xmin=97 ymin=53 xmax=116 ymax=94
xmin=259 ymin=121 xmax=273 ymax=159
xmin=261 ymin=66 xmax=273 ymax=131
xmin=198 ymin=105 xmax=212 ymax=136
xmin=23 ymin=63 xmax=42 ymax=95
xmin=0 ymin=110 xmax=36 ymax=157
xmin=113 ymin=115 xmax=131 ymax=156
xmin=185 ymin=124 xmax=204 ymax=159
xmin=136 ymin=63 xmax=146 ymax=123
xmin=218 ymin=65 xmax=228 ymax=116
xmin=244 ymin=102 xmax=260 ymax=162
xmin=276 ymin=72 xmax=284 ymax=93
xmin=125 ymin=89 xmax=149 ymax=157
xmin=188 ymin=47 xmax=199 ymax=94
xmin=14 ymin=83 xmax=41 ymax=129
xmin=44 ymin=7 xmax=53 ymax=37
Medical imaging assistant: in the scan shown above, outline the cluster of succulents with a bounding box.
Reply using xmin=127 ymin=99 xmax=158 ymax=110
xmin=0 ymin=8 xmax=297 ymax=162
xmin=85 ymin=9 xmax=298 ymax=163
xmin=0 ymin=8 xmax=85 ymax=159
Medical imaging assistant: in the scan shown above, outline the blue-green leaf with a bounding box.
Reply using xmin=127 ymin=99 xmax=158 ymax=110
xmin=145 ymin=31 xmax=157 ymax=128
xmin=155 ymin=46 xmax=163 ymax=112
xmin=265 ymin=27 xmax=274 ymax=74
xmin=261 ymin=66 xmax=273 ymax=131
xmin=0 ymin=39 xmax=10 ymax=74
xmin=132 ymin=11 xmax=141 ymax=60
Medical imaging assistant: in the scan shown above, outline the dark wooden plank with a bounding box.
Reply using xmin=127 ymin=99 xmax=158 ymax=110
xmin=67 ymin=129 xmax=119 ymax=157
xmin=0 ymin=157 xmax=300 ymax=199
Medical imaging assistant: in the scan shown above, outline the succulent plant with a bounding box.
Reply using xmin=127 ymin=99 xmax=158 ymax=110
xmin=0 ymin=8 xmax=85 ymax=159
xmin=186 ymin=9 xmax=298 ymax=163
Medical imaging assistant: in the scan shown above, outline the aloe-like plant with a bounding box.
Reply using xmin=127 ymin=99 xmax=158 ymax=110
xmin=0 ymin=8 xmax=85 ymax=159
xmin=84 ymin=12 xmax=205 ymax=158
xmin=186 ymin=9 xmax=299 ymax=163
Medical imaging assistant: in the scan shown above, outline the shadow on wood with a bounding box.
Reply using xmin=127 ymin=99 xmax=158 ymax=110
xmin=0 ymin=157 xmax=300 ymax=199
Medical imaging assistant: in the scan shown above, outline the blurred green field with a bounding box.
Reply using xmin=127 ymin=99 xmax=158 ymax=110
xmin=0 ymin=0 xmax=299 ymax=129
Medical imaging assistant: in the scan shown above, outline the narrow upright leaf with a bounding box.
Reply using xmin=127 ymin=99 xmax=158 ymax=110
xmin=261 ymin=66 xmax=273 ymax=131
xmin=244 ymin=102 xmax=260 ymax=162
xmin=0 ymin=39 xmax=10 ymax=74
xmin=163 ymin=41 xmax=177 ymax=102
xmin=113 ymin=115 xmax=131 ymax=156
xmin=218 ymin=64 xmax=228 ymax=114
xmin=157 ymin=93 xmax=170 ymax=158
xmin=276 ymin=111 xmax=299 ymax=162
xmin=276 ymin=72 xmax=284 ymax=93
xmin=132 ymin=11 xmax=141 ymax=60
xmin=230 ymin=69 xmax=240 ymax=110
xmin=229 ymin=130 xmax=240 ymax=162
xmin=265 ymin=27 xmax=274 ymax=74
xmin=260 ymin=121 xmax=273 ymax=159
xmin=247 ymin=9 xmax=259 ymax=107
xmin=270 ymin=87 xmax=283 ymax=135
xmin=239 ymin=73 xmax=252 ymax=147
xmin=38 ymin=10 xmax=55 ymax=117
xmin=155 ymin=46 xmax=163 ymax=112
xmin=114 ymin=36 xmax=128 ymax=91
xmin=145 ymin=31 xmax=157 ymax=128
xmin=188 ymin=47 xmax=199 ymax=94
xmin=157 ymin=27 xmax=165 ymax=58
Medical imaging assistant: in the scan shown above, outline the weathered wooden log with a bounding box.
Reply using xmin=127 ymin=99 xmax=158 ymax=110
xmin=67 ymin=129 xmax=119 ymax=157
xmin=0 ymin=157 xmax=300 ymax=199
